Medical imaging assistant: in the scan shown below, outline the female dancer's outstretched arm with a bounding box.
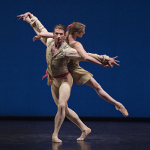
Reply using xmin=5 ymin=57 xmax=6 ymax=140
xmin=33 ymin=32 xmax=119 ymax=67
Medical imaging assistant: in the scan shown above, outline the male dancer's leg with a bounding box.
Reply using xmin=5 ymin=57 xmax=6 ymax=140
xmin=51 ymin=82 xmax=71 ymax=142
xmin=65 ymin=106 xmax=91 ymax=141
xmin=51 ymin=83 xmax=91 ymax=141
xmin=85 ymin=77 xmax=129 ymax=117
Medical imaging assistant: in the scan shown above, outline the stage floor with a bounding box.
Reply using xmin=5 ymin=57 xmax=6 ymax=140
xmin=0 ymin=120 xmax=150 ymax=150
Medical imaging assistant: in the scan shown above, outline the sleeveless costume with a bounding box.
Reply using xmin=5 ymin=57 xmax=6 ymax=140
xmin=68 ymin=42 xmax=93 ymax=85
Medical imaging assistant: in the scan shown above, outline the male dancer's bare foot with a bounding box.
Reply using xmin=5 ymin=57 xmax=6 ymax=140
xmin=52 ymin=135 xmax=62 ymax=143
xmin=115 ymin=103 xmax=129 ymax=117
xmin=77 ymin=128 xmax=91 ymax=141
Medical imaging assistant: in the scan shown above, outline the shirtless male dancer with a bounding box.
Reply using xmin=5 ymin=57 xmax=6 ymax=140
xmin=17 ymin=12 xmax=128 ymax=143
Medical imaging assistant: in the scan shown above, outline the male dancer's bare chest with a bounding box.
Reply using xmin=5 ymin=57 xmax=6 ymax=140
xmin=51 ymin=45 xmax=58 ymax=56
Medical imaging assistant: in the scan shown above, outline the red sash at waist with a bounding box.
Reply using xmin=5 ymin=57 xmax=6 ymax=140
xmin=42 ymin=68 xmax=69 ymax=82
xmin=53 ymin=72 xmax=69 ymax=78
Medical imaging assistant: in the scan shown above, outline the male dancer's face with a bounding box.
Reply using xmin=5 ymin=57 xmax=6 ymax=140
xmin=53 ymin=28 xmax=65 ymax=45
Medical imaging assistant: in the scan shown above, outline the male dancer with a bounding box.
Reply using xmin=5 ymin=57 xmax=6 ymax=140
xmin=17 ymin=12 xmax=121 ymax=143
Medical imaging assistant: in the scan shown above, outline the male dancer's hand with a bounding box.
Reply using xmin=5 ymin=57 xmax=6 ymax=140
xmin=17 ymin=12 xmax=31 ymax=21
xmin=108 ymin=56 xmax=120 ymax=68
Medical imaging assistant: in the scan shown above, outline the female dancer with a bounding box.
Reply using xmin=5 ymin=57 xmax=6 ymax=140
xmin=67 ymin=23 xmax=128 ymax=117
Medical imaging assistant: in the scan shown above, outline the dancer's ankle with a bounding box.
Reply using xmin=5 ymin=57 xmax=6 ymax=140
xmin=77 ymin=128 xmax=91 ymax=141
xmin=52 ymin=134 xmax=62 ymax=143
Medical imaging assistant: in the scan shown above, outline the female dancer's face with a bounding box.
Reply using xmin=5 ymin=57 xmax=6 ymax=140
xmin=76 ymin=29 xmax=85 ymax=38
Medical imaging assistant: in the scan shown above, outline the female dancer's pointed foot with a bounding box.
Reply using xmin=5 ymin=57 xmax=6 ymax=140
xmin=77 ymin=128 xmax=91 ymax=141
xmin=52 ymin=136 xmax=62 ymax=143
xmin=115 ymin=103 xmax=129 ymax=117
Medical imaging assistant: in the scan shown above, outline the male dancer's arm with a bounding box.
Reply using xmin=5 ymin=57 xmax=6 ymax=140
xmin=17 ymin=12 xmax=52 ymax=46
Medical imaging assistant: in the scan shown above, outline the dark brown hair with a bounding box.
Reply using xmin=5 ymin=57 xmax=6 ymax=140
xmin=53 ymin=24 xmax=67 ymax=34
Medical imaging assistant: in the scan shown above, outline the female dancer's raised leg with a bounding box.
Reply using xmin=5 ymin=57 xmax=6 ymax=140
xmin=85 ymin=77 xmax=129 ymax=117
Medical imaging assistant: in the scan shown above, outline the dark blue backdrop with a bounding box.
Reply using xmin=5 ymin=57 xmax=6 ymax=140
xmin=0 ymin=0 xmax=150 ymax=117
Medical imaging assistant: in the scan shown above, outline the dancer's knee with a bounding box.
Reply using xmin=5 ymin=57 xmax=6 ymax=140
xmin=58 ymin=103 xmax=66 ymax=113
xmin=94 ymin=83 xmax=102 ymax=91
